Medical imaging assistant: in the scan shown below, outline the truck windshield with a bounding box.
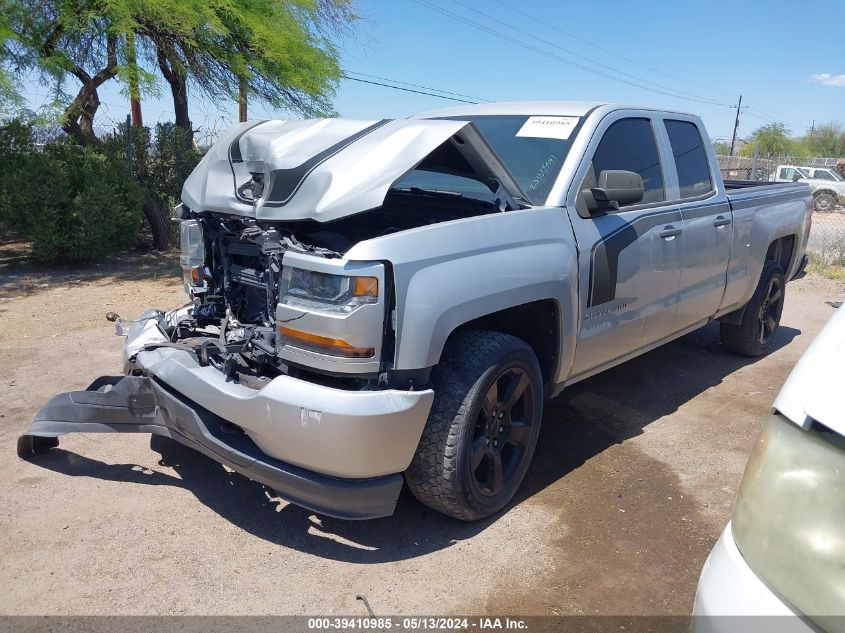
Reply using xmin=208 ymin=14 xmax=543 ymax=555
xmin=448 ymin=115 xmax=582 ymax=205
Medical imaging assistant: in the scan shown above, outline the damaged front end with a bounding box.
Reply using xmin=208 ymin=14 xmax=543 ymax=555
xmin=169 ymin=213 xmax=390 ymax=388
xmin=17 ymin=115 xmax=528 ymax=519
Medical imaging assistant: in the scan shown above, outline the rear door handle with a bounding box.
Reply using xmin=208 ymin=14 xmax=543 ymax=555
xmin=660 ymin=225 xmax=682 ymax=239
xmin=713 ymin=216 xmax=732 ymax=228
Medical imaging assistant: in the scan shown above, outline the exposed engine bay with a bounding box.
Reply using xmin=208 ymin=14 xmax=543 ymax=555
xmin=162 ymin=183 xmax=512 ymax=387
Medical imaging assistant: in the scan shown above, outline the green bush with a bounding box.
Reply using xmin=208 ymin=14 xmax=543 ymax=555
xmin=0 ymin=119 xmax=37 ymax=235
xmin=103 ymin=121 xmax=204 ymax=247
xmin=0 ymin=121 xmax=144 ymax=264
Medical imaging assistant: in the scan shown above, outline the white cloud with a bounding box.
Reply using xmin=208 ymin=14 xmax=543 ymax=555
xmin=810 ymin=73 xmax=845 ymax=87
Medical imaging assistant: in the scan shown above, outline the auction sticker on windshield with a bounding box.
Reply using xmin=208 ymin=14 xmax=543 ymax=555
xmin=516 ymin=116 xmax=580 ymax=140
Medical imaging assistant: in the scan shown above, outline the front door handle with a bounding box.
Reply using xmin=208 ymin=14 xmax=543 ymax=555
xmin=713 ymin=216 xmax=732 ymax=228
xmin=660 ymin=225 xmax=682 ymax=239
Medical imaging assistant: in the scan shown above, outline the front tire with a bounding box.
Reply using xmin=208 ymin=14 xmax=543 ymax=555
xmin=405 ymin=330 xmax=543 ymax=521
xmin=720 ymin=260 xmax=785 ymax=357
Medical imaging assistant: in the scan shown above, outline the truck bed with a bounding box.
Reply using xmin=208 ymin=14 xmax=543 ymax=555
xmin=724 ymin=179 xmax=806 ymax=193
xmin=723 ymin=180 xmax=810 ymax=207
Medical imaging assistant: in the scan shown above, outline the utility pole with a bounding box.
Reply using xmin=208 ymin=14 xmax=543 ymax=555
xmin=730 ymin=94 xmax=743 ymax=156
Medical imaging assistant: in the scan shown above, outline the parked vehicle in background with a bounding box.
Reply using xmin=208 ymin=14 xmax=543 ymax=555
xmin=772 ymin=165 xmax=811 ymax=182
xmin=692 ymin=306 xmax=845 ymax=632
xmin=772 ymin=164 xmax=844 ymax=212
xmin=806 ymin=167 xmax=843 ymax=182
xmin=19 ymin=102 xmax=812 ymax=521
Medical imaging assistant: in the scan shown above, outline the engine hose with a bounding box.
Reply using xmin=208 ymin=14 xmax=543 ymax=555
xmin=198 ymin=339 xmax=226 ymax=367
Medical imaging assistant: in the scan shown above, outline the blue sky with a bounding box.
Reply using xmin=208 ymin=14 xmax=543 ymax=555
xmin=21 ymin=0 xmax=845 ymax=142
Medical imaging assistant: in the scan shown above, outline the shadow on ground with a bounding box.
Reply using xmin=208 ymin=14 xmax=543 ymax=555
xmin=25 ymin=321 xmax=799 ymax=564
xmin=0 ymin=242 xmax=180 ymax=299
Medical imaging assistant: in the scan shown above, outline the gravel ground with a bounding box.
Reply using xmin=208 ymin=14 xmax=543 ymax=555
xmin=0 ymin=241 xmax=843 ymax=617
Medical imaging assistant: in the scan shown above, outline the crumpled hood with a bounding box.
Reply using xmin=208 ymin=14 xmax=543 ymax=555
xmin=773 ymin=305 xmax=845 ymax=436
xmin=181 ymin=117 xmax=524 ymax=222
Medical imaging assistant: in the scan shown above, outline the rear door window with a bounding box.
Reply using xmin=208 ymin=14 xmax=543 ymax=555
xmin=664 ymin=120 xmax=713 ymax=198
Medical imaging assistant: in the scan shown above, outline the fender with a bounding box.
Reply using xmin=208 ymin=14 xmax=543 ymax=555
xmin=719 ymin=191 xmax=809 ymax=314
xmin=346 ymin=207 xmax=579 ymax=377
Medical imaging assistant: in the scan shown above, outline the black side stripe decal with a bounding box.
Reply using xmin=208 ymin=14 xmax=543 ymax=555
xmin=586 ymin=193 xmax=784 ymax=308
xmin=680 ymin=201 xmax=730 ymax=220
xmin=587 ymin=208 xmax=681 ymax=307
xmin=229 ymin=120 xmax=270 ymax=164
xmin=263 ymin=119 xmax=392 ymax=207
xmin=229 ymin=120 xmax=270 ymax=204
xmin=728 ymin=190 xmax=807 ymax=210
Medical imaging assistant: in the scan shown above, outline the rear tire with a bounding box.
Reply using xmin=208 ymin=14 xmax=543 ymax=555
xmin=813 ymin=192 xmax=837 ymax=213
xmin=405 ymin=330 xmax=543 ymax=521
xmin=720 ymin=260 xmax=785 ymax=357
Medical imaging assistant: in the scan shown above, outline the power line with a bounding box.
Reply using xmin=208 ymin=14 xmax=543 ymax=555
xmin=484 ymin=0 xmax=816 ymax=124
xmin=451 ymin=0 xmax=733 ymax=106
xmin=341 ymin=73 xmax=479 ymax=103
xmin=344 ymin=70 xmax=492 ymax=103
xmin=411 ymin=0 xmax=733 ymax=108
xmin=486 ymin=0 xmax=738 ymax=100
xmin=743 ymin=107 xmax=814 ymax=131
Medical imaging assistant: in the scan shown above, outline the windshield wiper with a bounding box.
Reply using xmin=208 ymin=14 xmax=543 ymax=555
xmin=393 ymin=186 xmax=463 ymax=197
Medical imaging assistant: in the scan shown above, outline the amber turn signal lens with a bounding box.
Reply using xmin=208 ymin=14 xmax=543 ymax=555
xmin=279 ymin=326 xmax=375 ymax=358
xmin=190 ymin=266 xmax=202 ymax=283
xmin=352 ymin=276 xmax=378 ymax=297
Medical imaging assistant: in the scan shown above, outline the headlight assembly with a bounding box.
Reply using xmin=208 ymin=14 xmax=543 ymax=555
xmin=732 ymin=414 xmax=845 ymax=621
xmin=277 ymin=266 xmax=381 ymax=360
xmin=280 ymin=267 xmax=378 ymax=314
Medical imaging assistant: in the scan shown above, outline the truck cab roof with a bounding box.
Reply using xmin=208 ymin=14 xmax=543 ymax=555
xmin=412 ymin=100 xmax=697 ymax=119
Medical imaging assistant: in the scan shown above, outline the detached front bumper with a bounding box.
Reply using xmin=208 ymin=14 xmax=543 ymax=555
xmin=18 ymin=310 xmax=435 ymax=520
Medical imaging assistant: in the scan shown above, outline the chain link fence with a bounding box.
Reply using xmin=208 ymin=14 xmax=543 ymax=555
xmin=716 ymin=155 xmax=845 ymax=183
xmin=715 ymin=152 xmax=845 ymax=278
xmin=806 ymin=213 xmax=845 ymax=280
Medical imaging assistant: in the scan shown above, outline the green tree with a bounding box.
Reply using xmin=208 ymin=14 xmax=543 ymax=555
xmin=3 ymin=0 xmax=356 ymax=145
xmin=742 ymin=122 xmax=793 ymax=157
xmin=712 ymin=140 xmax=731 ymax=156
xmin=144 ymin=0 xmax=357 ymax=134
xmin=0 ymin=0 xmax=23 ymax=119
xmin=803 ymin=123 xmax=845 ymax=158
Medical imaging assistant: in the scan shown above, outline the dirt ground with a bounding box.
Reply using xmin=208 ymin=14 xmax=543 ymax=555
xmin=0 ymin=241 xmax=843 ymax=617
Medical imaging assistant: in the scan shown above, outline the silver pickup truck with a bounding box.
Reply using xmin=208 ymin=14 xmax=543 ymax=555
xmin=19 ymin=102 xmax=813 ymax=521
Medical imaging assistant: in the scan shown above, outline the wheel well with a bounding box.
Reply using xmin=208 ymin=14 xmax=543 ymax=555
xmin=813 ymin=189 xmax=836 ymax=198
xmin=766 ymin=235 xmax=795 ymax=272
xmin=449 ymin=300 xmax=559 ymax=393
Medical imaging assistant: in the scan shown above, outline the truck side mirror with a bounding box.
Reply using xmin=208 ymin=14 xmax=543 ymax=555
xmin=583 ymin=170 xmax=644 ymax=214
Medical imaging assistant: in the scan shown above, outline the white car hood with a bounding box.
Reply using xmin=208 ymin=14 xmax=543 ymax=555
xmin=181 ymin=117 xmax=525 ymax=222
xmin=773 ymin=305 xmax=845 ymax=436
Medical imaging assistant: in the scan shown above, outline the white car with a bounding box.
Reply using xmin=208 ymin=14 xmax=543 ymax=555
xmin=692 ymin=306 xmax=845 ymax=631
xmin=805 ymin=167 xmax=843 ymax=182
xmin=772 ymin=165 xmax=844 ymax=212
